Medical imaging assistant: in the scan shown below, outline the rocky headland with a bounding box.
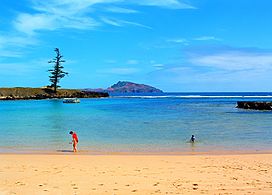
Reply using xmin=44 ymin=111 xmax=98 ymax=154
xmin=0 ymin=87 xmax=109 ymax=100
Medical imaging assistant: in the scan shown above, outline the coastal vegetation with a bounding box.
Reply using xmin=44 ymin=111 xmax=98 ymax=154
xmin=0 ymin=87 xmax=109 ymax=100
xmin=48 ymin=48 xmax=68 ymax=93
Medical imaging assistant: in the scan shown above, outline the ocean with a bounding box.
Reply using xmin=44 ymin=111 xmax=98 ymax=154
xmin=1 ymin=92 xmax=272 ymax=153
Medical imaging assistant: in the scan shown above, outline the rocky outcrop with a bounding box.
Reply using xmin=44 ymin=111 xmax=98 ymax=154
xmin=0 ymin=87 xmax=109 ymax=100
xmin=236 ymin=101 xmax=272 ymax=110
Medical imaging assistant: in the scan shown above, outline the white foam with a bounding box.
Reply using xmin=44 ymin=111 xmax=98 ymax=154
xmin=113 ymin=95 xmax=272 ymax=99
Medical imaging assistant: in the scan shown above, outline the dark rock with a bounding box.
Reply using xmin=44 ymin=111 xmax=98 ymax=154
xmin=236 ymin=101 xmax=272 ymax=110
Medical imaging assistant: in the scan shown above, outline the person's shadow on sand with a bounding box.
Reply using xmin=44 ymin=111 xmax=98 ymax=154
xmin=56 ymin=150 xmax=74 ymax=153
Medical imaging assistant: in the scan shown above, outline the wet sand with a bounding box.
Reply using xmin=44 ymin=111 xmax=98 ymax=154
xmin=0 ymin=154 xmax=272 ymax=194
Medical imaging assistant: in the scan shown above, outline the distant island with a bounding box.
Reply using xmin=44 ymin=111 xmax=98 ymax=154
xmin=88 ymin=81 xmax=163 ymax=93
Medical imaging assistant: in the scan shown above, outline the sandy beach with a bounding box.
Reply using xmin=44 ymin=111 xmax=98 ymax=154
xmin=0 ymin=154 xmax=272 ymax=195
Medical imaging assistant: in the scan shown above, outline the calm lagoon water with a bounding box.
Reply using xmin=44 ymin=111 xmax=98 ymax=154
xmin=1 ymin=92 xmax=272 ymax=153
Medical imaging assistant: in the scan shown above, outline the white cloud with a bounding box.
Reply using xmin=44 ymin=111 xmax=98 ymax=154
xmin=148 ymin=46 xmax=272 ymax=91
xmin=167 ymin=38 xmax=188 ymax=43
xmin=13 ymin=0 xmax=193 ymax=35
xmin=152 ymin=63 xmax=164 ymax=67
xmin=2 ymin=0 xmax=194 ymax=57
xmin=0 ymin=50 xmax=22 ymax=58
xmin=14 ymin=14 xmax=56 ymax=35
xmin=127 ymin=60 xmax=139 ymax=65
xmin=190 ymin=51 xmax=272 ymax=71
xmin=167 ymin=38 xmax=189 ymax=45
xmin=101 ymin=17 xmax=152 ymax=29
xmin=148 ymin=59 xmax=164 ymax=69
xmin=104 ymin=59 xmax=117 ymax=64
xmin=129 ymin=0 xmax=195 ymax=9
xmin=0 ymin=60 xmax=45 ymax=75
xmin=0 ymin=35 xmax=37 ymax=47
xmin=152 ymin=63 xmax=165 ymax=70
xmin=105 ymin=6 xmax=138 ymax=13
xmin=193 ymin=36 xmax=221 ymax=41
xmin=149 ymin=62 xmax=272 ymax=91
xmin=0 ymin=34 xmax=38 ymax=57
xmin=121 ymin=20 xmax=152 ymax=29
xmin=100 ymin=17 xmax=122 ymax=26
xmin=14 ymin=2 xmax=100 ymax=35
xmin=166 ymin=36 xmax=220 ymax=46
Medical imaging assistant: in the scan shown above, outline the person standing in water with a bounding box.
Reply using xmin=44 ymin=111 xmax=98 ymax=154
xmin=190 ymin=135 xmax=195 ymax=143
xmin=69 ymin=131 xmax=78 ymax=152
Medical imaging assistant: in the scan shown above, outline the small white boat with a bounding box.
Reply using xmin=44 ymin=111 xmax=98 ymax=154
xmin=63 ymin=98 xmax=80 ymax=103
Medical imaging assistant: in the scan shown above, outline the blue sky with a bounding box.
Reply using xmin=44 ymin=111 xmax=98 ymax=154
xmin=1 ymin=0 xmax=272 ymax=92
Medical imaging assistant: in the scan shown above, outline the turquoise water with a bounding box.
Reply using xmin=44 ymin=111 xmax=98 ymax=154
xmin=1 ymin=93 xmax=272 ymax=153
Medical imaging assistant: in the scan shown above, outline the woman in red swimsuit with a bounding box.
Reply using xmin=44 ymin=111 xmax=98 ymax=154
xmin=69 ymin=131 xmax=78 ymax=152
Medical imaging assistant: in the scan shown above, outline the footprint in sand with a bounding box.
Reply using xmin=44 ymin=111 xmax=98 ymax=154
xmin=15 ymin=181 xmax=25 ymax=186
xmin=132 ymin=190 xmax=137 ymax=192
xmin=193 ymin=184 xmax=198 ymax=190
xmin=153 ymin=182 xmax=160 ymax=186
xmin=71 ymin=183 xmax=78 ymax=189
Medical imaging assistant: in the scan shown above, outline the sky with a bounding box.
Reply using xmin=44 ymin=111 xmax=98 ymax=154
xmin=1 ymin=0 xmax=272 ymax=92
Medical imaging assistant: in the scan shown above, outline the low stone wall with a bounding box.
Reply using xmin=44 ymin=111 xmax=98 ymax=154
xmin=236 ymin=101 xmax=272 ymax=110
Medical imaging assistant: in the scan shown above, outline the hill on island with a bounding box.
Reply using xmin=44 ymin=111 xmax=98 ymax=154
xmin=88 ymin=81 xmax=163 ymax=93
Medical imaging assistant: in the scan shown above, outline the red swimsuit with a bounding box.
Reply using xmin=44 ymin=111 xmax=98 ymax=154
xmin=72 ymin=133 xmax=78 ymax=143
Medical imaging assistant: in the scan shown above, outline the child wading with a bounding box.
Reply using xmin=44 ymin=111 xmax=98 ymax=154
xmin=69 ymin=131 xmax=79 ymax=152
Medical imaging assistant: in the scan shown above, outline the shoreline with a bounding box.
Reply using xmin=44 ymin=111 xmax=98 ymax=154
xmin=1 ymin=148 xmax=272 ymax=156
